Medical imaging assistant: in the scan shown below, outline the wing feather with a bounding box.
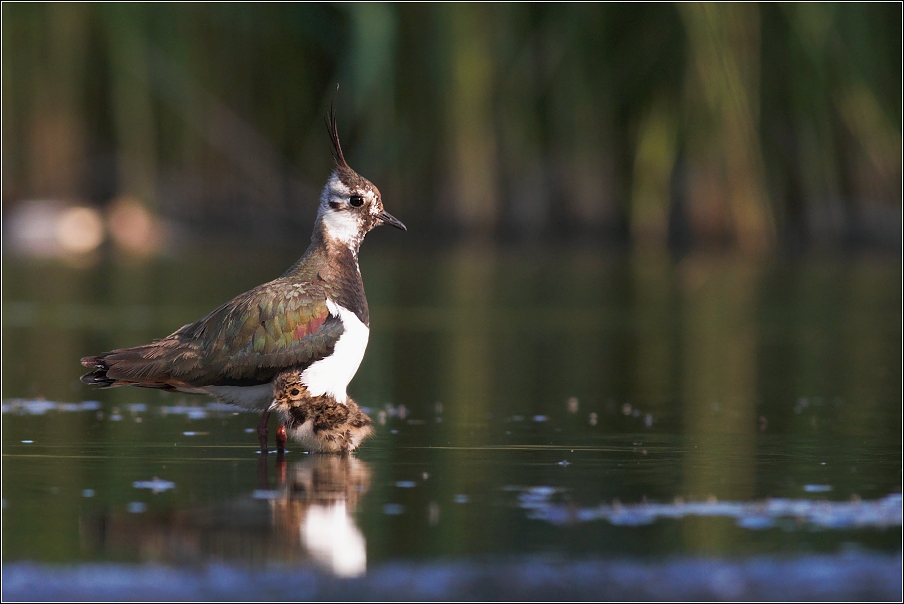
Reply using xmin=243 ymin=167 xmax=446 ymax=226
xmin=82 ymin=279 xmax=342 ymax=389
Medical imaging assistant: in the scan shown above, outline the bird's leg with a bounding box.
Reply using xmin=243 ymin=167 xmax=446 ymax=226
xmin=276 ymin=423 xmax=287 ymax=454
xmin=257 ymin=409 xmax=271 ymax=453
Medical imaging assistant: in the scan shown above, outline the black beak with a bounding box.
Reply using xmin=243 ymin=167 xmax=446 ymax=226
xmin=378 ymin=210 xmax=407 ymax=231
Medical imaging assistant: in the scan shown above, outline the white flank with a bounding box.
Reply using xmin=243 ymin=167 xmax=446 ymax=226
xmin=300 ymin=299 xmax=369 ymax=404
xmin=204 ymin=382 xmax=274 ymax=410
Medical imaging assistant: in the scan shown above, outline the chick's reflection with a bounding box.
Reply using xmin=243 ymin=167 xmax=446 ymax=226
xmin=79 ymin=455 xmax=372 ymax=576
xmin=273 ymin=455 xmax=371 ymax=577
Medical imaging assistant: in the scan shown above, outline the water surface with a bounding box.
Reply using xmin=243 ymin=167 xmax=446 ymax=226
xmin=2 ymin=244 xmax=901 ymax=598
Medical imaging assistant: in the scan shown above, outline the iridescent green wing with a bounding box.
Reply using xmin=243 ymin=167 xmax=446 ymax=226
xmin=172 ymin=280 xmax=343 ymax=386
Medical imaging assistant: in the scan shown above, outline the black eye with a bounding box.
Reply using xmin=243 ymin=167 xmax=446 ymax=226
xmin=290 ymin=388 xmax=300 ymax=397
xmin=349 ymin=195 xmax=364 ymax=207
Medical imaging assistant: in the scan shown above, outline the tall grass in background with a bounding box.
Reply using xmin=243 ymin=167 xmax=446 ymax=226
xmin=2 ymin=3 xmax=900 ymax=250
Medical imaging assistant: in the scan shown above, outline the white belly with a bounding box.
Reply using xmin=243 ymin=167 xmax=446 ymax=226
xmin=301 ymin=300 xmax=369 ymax=404
xmin=287 ymin=418 xmax=321 ymax=451
xmin=203 ymin=382 xmax=274 ymax=409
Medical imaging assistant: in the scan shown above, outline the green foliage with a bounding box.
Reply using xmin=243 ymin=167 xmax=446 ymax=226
xmin=2 ymin=3 xmax=900 ymax=248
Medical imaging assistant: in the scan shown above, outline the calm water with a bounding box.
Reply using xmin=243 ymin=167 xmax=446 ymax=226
xmin=2 ymin=243 xmax=901 ymax=599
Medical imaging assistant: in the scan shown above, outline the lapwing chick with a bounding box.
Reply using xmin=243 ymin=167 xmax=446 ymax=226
xmin=80 ymin=108 xmax=405 ymax=453
xmin=270 ymin=369 xmax=374 ymax=453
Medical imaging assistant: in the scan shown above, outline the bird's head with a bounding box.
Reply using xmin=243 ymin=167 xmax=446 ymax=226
xmin=316 ymin=109 xmax=406 ymax=249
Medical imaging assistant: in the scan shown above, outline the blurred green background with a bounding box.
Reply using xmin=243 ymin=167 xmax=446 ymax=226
xmin=2 ymin=2 xmax=901 ymax=251
xmin=2 ymin=4 xmax=902 ymax=582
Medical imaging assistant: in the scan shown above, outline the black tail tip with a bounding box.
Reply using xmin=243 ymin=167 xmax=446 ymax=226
xmin=80 ymin=370 xmax=115 ymax=387
xmin=80 ymin=355 xmax=115 ymax=387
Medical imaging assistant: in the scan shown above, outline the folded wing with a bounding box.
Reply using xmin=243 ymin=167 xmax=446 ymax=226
xmin=80 ymin=280 xmax=342 ymax=390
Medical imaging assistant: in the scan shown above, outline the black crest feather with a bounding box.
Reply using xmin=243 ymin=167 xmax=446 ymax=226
xmin=325 ymin=104 xmax=348 ymax=168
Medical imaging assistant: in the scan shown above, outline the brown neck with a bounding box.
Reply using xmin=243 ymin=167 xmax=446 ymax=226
xmin=282 ymin=219 xmax=370 ymax=326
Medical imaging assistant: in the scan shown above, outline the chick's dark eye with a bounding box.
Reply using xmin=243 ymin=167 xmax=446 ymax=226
xmin=349 ymin=195 xmax=364 ymax=207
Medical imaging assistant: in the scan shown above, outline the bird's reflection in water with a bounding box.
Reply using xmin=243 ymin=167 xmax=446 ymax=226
xmin=270 ymin=454 xmax=371 ymax=577
xmin=79 ymin=455 xmax=371 ymax=576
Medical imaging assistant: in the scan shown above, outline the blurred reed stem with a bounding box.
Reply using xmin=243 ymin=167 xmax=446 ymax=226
xmin=2 ymin=3 xmax=900 ymax=249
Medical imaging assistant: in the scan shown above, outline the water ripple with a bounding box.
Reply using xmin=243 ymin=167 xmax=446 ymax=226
xmin=511 ymin=487 xmax=902 ymax=530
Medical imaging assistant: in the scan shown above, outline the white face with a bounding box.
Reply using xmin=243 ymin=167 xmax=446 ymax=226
xmin=318 ymin=172 xmax=383 ymax=248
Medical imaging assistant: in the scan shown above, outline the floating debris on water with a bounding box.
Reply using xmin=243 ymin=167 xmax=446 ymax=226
xmin=376 ymin=403 xmax=409 ymax=420
xmin=804 ymin=485 xmax=833 ymax=493
xmin=427 ymin=501 xmax=440 ymax=525
xmin=2 ymin=399 xmax=102 ymax=415
xmin=162 ymin=406 xmax=206 ymax=420
xmin=567 ymin=397 xmax=579 ymax=413
xmin=81 ymin=489 xmax=95 ymax=498
xmin=395 ymin=481 xmax=417 ymax=489
xmin=182 ymin=431 xmax=208 ymax=436
xmin=21 ymin=440 xmax=33 ymax=444
xmin=454 ymin=494 xmax=470 ymax=504
xmin=126 ymin=502 xmax=146 ymax=514
xmin=383 ymin=503 xmax=405 ymax=515
xmin=158 ymin=401 xmax=248 ymax=419
xmin=516 ymin=486 xmax=560 ymax=506
xmin=252 ymin=490 xmax=279 ymax=500
xmin=132 ymin=478 xmax=176 ymax=493
xmin=533 ymin=415 xmax=549 ymax=423
xmin=512 ymin=488 xmax=902 ymax=530
xmin=203 ymin=401 xmax=245 ymax=413
xmin=737 ymin=515 xmax=775 ymax=529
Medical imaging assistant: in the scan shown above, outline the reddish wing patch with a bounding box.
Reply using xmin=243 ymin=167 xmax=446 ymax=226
xmin=295 ymin=310 xmax=328 ymax=340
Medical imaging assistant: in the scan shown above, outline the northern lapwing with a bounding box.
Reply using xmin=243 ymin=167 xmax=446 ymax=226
xmin=80 ymin=108 xmax=405 ymax=453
